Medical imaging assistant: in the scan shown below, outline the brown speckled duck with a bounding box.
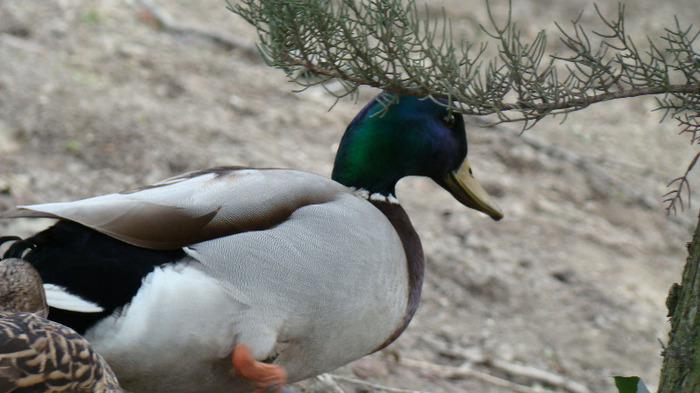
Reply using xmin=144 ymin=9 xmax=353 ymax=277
xmin=0 ymin=258 xmax=123 ymax=393
xmin=0 ymin=92 xmax=503 ymax=393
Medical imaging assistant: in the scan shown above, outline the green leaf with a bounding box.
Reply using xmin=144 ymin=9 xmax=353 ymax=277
xmin=614 ymin=376 xmax=651 ymax=393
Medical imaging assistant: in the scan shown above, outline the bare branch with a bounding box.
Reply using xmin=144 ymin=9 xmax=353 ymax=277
xmin=665 ymin=151 xmax=700 ymax=214
xmin=677 ymin=113 xmax=700 ymax=144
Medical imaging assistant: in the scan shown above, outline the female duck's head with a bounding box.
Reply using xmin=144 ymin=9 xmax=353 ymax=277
xmin=0 ymin=258 xmax=48 ymax=317
xmin=332 ymin=93 xmax=503 ymax=220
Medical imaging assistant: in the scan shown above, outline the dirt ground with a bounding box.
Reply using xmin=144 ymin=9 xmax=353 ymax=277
xmin=1 ymin=1 xmax=699 ymax=392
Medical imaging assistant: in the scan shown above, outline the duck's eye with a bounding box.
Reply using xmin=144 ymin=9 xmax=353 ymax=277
xmin=443 ymin=113 xmax=455 ymax=127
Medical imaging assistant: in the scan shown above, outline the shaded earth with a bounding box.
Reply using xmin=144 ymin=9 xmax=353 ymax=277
xmin=1 ymin=1 xmax=699 ymax=392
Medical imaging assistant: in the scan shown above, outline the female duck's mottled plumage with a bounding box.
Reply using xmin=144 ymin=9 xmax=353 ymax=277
xmin=0 ymin=311 xmax=123 ymax=393
xmin=0 ymin=258 xmax=122 ymax=393
xmin=0 ymin=93 xmax=503 ymax=393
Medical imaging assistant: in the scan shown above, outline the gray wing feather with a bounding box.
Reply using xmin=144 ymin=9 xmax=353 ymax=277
xmin=1 ymin=168 xmax=348 ymax=250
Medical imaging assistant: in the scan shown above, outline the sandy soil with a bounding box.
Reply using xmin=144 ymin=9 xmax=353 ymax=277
xmin=1 ymin=1 xmax=699 ymax=392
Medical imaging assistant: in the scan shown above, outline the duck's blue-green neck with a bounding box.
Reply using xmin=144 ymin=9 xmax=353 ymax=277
xmin=331 ymin=94 xmax=466 ymax=197
xmin=331 ymin=101 xmax=403 ymax=196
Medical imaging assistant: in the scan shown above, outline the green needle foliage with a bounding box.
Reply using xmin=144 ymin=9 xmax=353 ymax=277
xmin=231 ymin=0 xmax=699 ymax=125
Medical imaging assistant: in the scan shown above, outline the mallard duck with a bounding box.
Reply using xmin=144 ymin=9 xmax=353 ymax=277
xmin=0 ymin=92 xmax=503 ymax=393
xmin=0 ymin=258 xmax=123 ymax=392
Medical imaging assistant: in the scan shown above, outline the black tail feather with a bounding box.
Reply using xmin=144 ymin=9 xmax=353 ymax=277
xmin=2 ymin=220 xmax=186 ymax=334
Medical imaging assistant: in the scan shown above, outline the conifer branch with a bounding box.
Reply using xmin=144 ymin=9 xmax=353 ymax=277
xmin=231 ymin=0 xmax=700 ymax=128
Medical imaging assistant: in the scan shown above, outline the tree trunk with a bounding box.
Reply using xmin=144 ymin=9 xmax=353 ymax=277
xmin=658 ymin=209 xmax=700 ymax=392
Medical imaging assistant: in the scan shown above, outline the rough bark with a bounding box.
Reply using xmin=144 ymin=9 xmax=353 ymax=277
xmin=658 ymin=209 xmax=700 ymax=392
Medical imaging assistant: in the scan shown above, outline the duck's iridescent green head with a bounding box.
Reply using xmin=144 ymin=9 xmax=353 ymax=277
xmin=332 ymin=93 xmax=503 ymax=220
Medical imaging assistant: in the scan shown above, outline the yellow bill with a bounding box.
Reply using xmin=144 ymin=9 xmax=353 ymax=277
xmin=440 ymin=158 xmax=503 ymax=221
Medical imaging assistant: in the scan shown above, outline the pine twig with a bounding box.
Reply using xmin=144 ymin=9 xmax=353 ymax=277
xmin=232 ymin=0 xmax=700 ymax=123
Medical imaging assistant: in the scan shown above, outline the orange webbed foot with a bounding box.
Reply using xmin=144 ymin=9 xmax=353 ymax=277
xmin=232 ymin=343 xmax=287 ymax=393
